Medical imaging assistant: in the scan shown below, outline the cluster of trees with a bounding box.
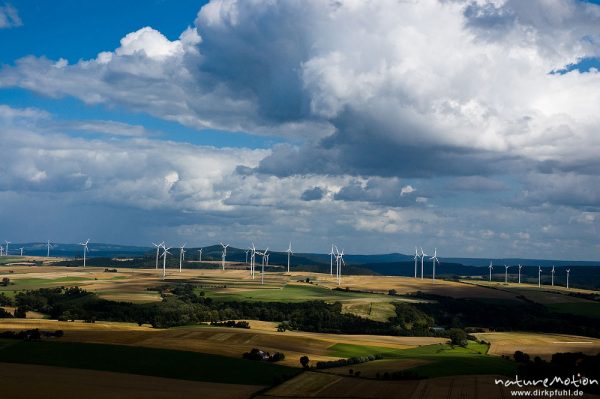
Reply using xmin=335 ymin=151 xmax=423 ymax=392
xmin=315 ymin=354 xmax=383 ymax=369
xmin=6 ymin=286 xmax=423 ymax=334
xmin=413 ymin=292 xmax=600 ymax=338
xmin=0 ymin=329 xmax=63 ymax=340
xmin=447 ymin=328 xmax=469 ymax=347
xmin=210 ymin=320 xmax=250 ymax=329
xmin=242 ymin=348 xmax=285 ymax=362
xmin=1 ymin=277 xmax=9 ymax=287
xmin=0 ymin=293 xmax=11 ymax=305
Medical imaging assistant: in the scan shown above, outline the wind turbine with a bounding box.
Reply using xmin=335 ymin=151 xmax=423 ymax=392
xmin=538 ymin=266 xmax=542 ymax=287
xmin=551 ymin=266 xmax=555 ymax=287
xmin=566 ymin=269 xmax=570 ymax=289
xmin=413 ymin=247 xmax=419 ymax=278
xmin=198 ymin=248 xmax=203 ymax=262
xmin=47 ymin=240 xmax=54 ymax=258
xmin=4 ymin=241 xmax=10 ymax=256
xmin=179 ymin=243 xmax=186 ymax=272
xmin=430 ymin=248 xmax=440 ymax=280
xmin=335 ymin=247 xmax=345 ymax=286
xmin=329 ymin=245 xmax=334 ymax=276
xmin=420 ymin=247 xmax=427 ymax=279
xmin=504 ymin=265 xmax=509 ymax=283
xmin=286 ymin=242 xmax=293 ymax=273
xmin=152 ymin=242 xmax=164 ymax=270
xmin=0 ymin=246 xmax=3 ymax=256
xmin=489 ymin=261 xmax=493 ymax=282
xmin=250 ymin=243 xmax=257 ymax=278
xmin=161 ymin=246 xmax=171 ymax=280
xmin=245 ymin=249 xmax=249 ymax=265
xmin=518 ymin=264 xmax=523 ymax=284
xmin=220 ymin=242 xmax=229 ymax=270
xmin=19 ymin=247 xmax=24 ymax=256
xmin=260 ymin=248 xmax=268 ymax=285
xmin=79 ymin=239 xmax=90 ymax=268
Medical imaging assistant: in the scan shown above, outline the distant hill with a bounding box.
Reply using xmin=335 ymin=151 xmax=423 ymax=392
xmin=7 ymin=242 xmax=152 ymax=258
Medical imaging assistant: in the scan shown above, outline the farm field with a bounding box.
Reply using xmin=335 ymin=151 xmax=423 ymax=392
xmin=0 ymin=319 xmax=446 ymax=368
xmin=325 ymin=341 xmax=516 ymax=378
xmin=296 ymin=272 xmax=520 ymax=300
xmin=260 ymin=372 xmax=521 ymax=399
xmin=0 ymin=339 xmax=300 ymax=385
xmin=465 ymin=280 xmax=599 ymax=305
xmin=0 ymin=362 xmax=264 ymax=399
xmin=547 ymin=302 xmax=600 ymax=318
xmin=3 ymin=263 xmax=595 ymax=309
xmin=475 ymin=331 xmax=600 ymax=359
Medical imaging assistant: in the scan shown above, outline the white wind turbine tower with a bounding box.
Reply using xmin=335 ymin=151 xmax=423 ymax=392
xmin=198 ymin=248 xmax=203 ymax=262
xmin=566 ymin=269 xmax=570 ymax=289
xmin=414 ymin=247 xmax=419 ymax=278
xmin=179 ymin=243 xmax=186 ymax=272
xmin=430 ymin=248 xmax=440 ymax=280
xmin=249 ymin=243 xmax=257 ymax=279
xmin=47 ymin=240 xmax=54 ymax=258
xmin=329 ymin=244 xmax=335 ymax=276
xmin=152 ymin=242 xmax=164 ymax=270
xmin=504 ymin=265 xmax=509 ymax=283
xmin=245 ymin=249 xmax=249 ymax=264
xmin=489 ymin=261 xmax=493 ymax=282
xmin=420 ymin=248 xmax=427 ymax=279
xmin=518 ymin=264 xmax=523 ymax=284
xmin=538 ymin=266 xmax=542 ymax=287
xmin=551 ymin=266 xmax=555 ymax=287
xmin=335 ymin=247 xmax=345 ymax=286
xmin=4 ymin=241 xmax=10 ymax=256
xmin=0 ymin=246 xmax=3 ymax=256
xmin=19 ymin=247 xmax=24 ymax=256
xmin=220 ymin=242 xmax=229 ymax=270
xmin=161 ymin=246 xmax=171 ymax=280
xmin=79 ymin=239 xmax=90 ymax=268
xmin=260 ymin=248 xmax=268 ymax=285
xmin=286 ymin=242 xmax=293 ymax=273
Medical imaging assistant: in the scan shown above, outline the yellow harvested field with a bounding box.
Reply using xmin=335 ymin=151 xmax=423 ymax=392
xmin=475 ymin=332 xmax=600 ymax=359
xmin=0 ymin=362 xmax=262 ymax=399
xmin=0 ymin=319 xmax=446 ymax=368
xmin=341 ymin=299 xmax=398 ymax=322
xmin=289 ymin=272 xmax=518 ymax=300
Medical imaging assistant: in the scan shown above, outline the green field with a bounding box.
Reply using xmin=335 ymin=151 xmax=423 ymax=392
xmin=548 ymin=302 xmax=600 ymax=319
xmin=204 ymin=283 xmax=387 ymax=303
xmin=327 ymin=341 xmax=516 ymax=377
xmin=0 ymin=340 xmax=300 ymax=385
xmin=0 ymin=277 xmax=91 ymax=296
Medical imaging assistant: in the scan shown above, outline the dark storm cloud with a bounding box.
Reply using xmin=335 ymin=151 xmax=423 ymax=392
xmin=300 ymin=186 xmax=325 ymax=201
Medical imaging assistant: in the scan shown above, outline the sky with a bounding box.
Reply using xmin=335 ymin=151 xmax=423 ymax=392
xmin=1 ymin=0 xmax=600 ymax=260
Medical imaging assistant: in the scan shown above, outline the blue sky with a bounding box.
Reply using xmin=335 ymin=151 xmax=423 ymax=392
xmin=1 ymin=0 xmax=600 ymax=260
xmin=1 ymin=0 xmax=285 ymax=149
